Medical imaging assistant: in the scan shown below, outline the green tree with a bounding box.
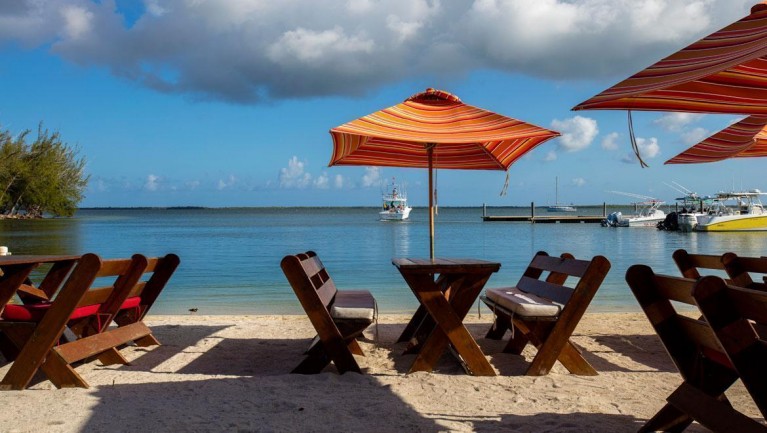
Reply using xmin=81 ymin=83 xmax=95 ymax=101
xmin=0 ymin=125 xmax=89 ymax=218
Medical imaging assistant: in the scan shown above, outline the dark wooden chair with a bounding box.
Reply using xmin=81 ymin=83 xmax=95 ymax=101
xmin=0 ymin=254 xmax=147 ymax=389
xmin=481 ymin=251 xmax=611 ymax=376
xmin=281 ymin=251 xmax=376 ymax=374
xmin=626 ymin=265 xmax=766 ymax=433
xmin=692 ymin=275 xmax=767 ymax=433
xmin=672 ymin=249 xmax=728 ymax=279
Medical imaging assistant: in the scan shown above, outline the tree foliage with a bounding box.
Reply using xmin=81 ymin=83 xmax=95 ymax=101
xmin=0 ymin=125 xmax=89 ymax=218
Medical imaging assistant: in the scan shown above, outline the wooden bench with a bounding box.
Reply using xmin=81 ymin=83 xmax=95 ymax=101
xmin=481 ymin=251 xmax=611 ymax=376
xmin=626 ymin=265 xmax=766 ymax=432
xmin=281 ymin=251 xmax=376 ymax=374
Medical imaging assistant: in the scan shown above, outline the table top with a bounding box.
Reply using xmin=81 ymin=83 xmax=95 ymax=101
xmin=0 ymin=255 xmax=81 ymax=266
xmin=392 ymin=257 xmax=501 ymax=273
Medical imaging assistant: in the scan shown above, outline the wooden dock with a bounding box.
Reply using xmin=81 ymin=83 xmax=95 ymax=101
xmin=482 ymin=202 xmax=607 ymax=224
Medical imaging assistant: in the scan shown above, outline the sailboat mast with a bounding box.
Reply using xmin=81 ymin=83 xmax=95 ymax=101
xmin=555 ymin=176 xmax=558 ymax=205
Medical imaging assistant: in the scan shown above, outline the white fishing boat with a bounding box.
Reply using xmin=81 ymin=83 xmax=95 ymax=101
xmin=604 ymin=200 xmax=667 ymax=227
xmin=603 ymin=191 xmax=666 ymax=227
xmin=547 ymin=177 xmax=577 ymax=212
xmin=380 ymin=179 xmax=412 ymax=221
xmin=694 ymin=190 xmax=767 ymax=232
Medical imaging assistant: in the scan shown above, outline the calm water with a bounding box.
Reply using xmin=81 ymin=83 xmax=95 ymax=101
xmin=1 ymin=207 xmax=765 ymax=315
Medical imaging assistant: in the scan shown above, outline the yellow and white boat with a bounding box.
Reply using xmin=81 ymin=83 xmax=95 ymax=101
xmin=695 ymin=190 xmax=767 ymax=232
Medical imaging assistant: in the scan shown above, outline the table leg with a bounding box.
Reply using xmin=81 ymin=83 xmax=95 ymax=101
xmin=404 ymin=272 xmax=495 ymax=376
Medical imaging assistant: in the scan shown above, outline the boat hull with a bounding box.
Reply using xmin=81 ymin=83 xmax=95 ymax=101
xmin=695 ymin=214 xmax=767 ymax=231
xmin=380 ymin=207 xmax=411 ymax=221
xmin=677 ymin=213 xmax=700 ymax=232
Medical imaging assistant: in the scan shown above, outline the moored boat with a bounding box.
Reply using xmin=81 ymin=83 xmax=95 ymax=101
xmin=694 ymin=190 xmax=767 ymax=231
xmin=547 ymin=177 xmax=577 ymax=212
xmin=380 ymin=179 xmax=412 ymax=221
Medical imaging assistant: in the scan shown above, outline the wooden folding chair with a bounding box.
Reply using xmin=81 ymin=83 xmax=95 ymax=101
xmin=281 ymin=251 xmax=376 ymax=374
xmin=0 ymin=254 xmax=146 ymax=390
xmin=0 ymin=254 xmax=147 ymax=389
xmin=626 ymin=265 xmax=764 ymax=433
xmin=482 ymin=251 xmax=611 ymax=376
xmin=692 ymin=276 xmax=767 ymax=432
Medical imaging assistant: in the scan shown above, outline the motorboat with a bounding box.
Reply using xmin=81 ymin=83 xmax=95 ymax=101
xmin=603 ymin=200 xmax=667 ymax=227
xmin=547 ymin=177 xmax=577 ymax=212
xmin=380 ymin=179 xmax=412 ymax=221
xmin=694 ymin=190 xmax=767 ymax=232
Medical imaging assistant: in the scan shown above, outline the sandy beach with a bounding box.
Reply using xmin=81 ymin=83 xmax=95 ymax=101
xmin=0 ymin=312 xmax=759 ymax=433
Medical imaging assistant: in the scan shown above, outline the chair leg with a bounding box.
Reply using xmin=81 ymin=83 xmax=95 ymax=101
xmin=639 ymin=402 xmax=694 ymax=433
xmin=292 ymin=342 xmax=332 ymax=374
xmin=348 ymin=339 xmax=364 ymax=356
xmin=134 ymin=334 xmax=160 ymax=347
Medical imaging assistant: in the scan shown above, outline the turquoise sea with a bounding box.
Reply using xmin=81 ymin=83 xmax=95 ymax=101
xmin=1 ymin=207 xmax=765 ymax=315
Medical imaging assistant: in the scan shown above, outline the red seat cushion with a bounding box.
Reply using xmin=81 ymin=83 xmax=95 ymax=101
xmin=1 ymin=296 xmax=142 ymax=322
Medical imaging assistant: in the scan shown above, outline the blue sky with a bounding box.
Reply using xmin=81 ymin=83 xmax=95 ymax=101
xmin=1 ymin=0 xmax=764 ymax=207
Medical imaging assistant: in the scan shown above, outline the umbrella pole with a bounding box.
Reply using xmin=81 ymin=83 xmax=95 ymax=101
xmin=428 ymin=144 xmax=435 ymax=260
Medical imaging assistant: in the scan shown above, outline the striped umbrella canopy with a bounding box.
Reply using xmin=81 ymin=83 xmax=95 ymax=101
xmin=330 ymin=88 xmax=560 ymax=258
xmin=666 ymin=115 xmax=767 ymax=164
xmin=573 ymin=2 xmax=767 ymax=115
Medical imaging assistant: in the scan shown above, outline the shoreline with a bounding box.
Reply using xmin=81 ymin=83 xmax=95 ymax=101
xmin=0 ymin=312 xmax=758 ymax=432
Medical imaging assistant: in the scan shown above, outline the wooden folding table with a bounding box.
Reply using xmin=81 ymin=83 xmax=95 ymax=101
xmin=393 ymin=257 xmax=500 ymax=376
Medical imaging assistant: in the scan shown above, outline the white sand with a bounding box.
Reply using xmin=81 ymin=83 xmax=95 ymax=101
xmin=0 ymin=313 xmax=760 ymax=432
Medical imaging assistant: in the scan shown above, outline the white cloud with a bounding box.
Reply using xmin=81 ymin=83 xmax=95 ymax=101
xmin=572 ymin=177 xmax=586 ymax=187
xmin=601 ymin=132 xmax=620 ymax=150
xmin=279 ymin=156 xmax=312 ymax=188
xmin=334 ymin=174 xmax=345 ymax=189
xmin=543 ymin=150 xmax=557 ymax=162
xmin=314 ymin=172 xmax=329 ymax=189
xmin=681 ymin=127 xmax=710 ymax=145
xmin=653 ymin=113 xmax=705 ymax=132
xmin=0 ymin=0 xmax=750 ymax=103
xmin=60 ymin=5 xmax=93 ymax=40
xmin=622 ymin=137 xmax=660 ymax=163
xmin=186 ymin=180 xmax=201 ymax=190
xmin=361 ymin=166 xmax=381 ymax=187
xmin=551 ymin=115 xmax=598 ymax=152
xmin=144 ymin=174 xmax=160 ymax=191
xmin=217 ymin=175 xmax=237 ymax=190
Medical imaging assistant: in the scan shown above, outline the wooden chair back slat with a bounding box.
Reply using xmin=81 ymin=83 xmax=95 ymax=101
xmin=528 ymin=253 xmax=590 ymax=278
xmin=722 ymin=253 xmax=767 ymax=290
xmin=652 ymin=274 xmax=697 ymax=305
xmin=95 ymin=259 xmax=134 ymax=278
xmin=673 ymin=249 xmax=726 ymax=279
xmin=516 ymin=276 xmax=572 ymax=305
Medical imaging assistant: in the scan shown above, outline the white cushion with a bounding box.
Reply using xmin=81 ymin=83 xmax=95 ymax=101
xmin=486 ymin=287 xmax=561 ymax=318
xmin=330 ymin=290 xmax=375 ymax=321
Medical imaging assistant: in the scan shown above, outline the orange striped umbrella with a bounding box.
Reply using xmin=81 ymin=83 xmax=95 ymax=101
xmin=573 ymin=3 xmax=767 ymax=115
xmin=330 ymin=88 xmax=560 ymax=258
xmin=666 ymin=115 xmax=767 ymax=164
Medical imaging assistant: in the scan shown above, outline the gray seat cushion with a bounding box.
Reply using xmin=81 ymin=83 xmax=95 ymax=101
xmin=330 ymin=290 xmax=376 ymax=322
xmin=486 ymin=287 xmax=561 ymax=318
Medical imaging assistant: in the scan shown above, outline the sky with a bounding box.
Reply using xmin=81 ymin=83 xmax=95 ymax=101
xmin=0 ymin=0 xmax=765 ymax=208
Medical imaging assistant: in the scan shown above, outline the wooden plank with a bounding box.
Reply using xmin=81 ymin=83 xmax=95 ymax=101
xmin=668 ymin=382 xmax=766 ymax=433
xmin=528 ymin=254 xmax=590 ymax=278
xmin=517 ymin=276 xmax=573 ymax=305
xmin=54 ymin=322 xmax=152 ymax=364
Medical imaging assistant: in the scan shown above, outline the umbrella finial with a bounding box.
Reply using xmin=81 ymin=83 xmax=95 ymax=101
xmin=406 ymin=89 xmax=462 ymax=103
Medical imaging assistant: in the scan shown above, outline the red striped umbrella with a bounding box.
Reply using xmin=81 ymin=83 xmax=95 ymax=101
xmin=666 ymin=115 xmax=767 ymax=164
xmin=330 ymin=88 xmax=560 ymax=258
xmin=573 ymin=3 xmax=767 ymax=115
